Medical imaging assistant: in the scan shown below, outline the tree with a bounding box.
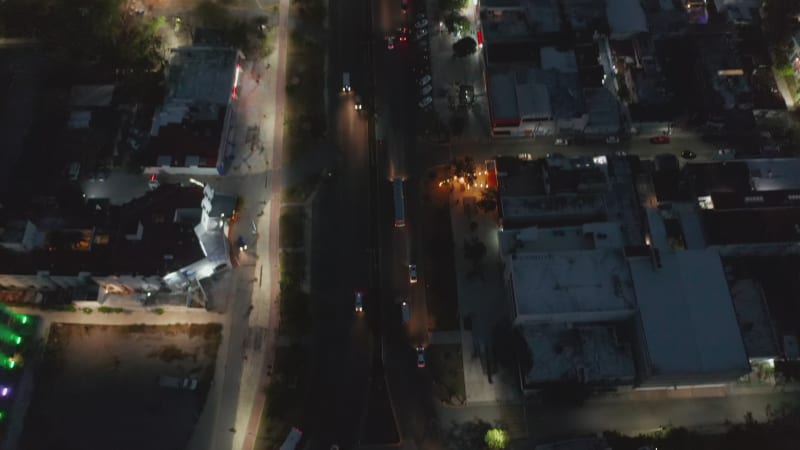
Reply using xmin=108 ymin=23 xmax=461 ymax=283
xmin=443 ymin=14 xmax=470 ymax=34
xmin=452 ymin=157 xmax=476 ymax=184
xmin=463 ymin=237 xmax=486 ymax=266
xmin=477 ymin=188 xmax=498 ymax=212
xmin=439 ymin=0 xmax=469 ymax=13
xmin=453 ymin=37 xmax=477 ymax=57
xmin=485 ymin=428 xmax=509 ymax=450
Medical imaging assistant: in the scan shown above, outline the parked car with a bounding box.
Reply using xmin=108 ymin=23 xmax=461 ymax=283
xmin=606 ymin=136 xmax=620 ymax=144
xmin=554 ymin=138 xmax=569 ymax=146
xmin=418 ymin=74 xmax=432 ymax=86
xmin=416 ymin=346 xmax=426 ymax=368
xmin=650 ymin=135 xmax=671 ymax=144
xmin=420 ymin=84 xmax=433 ymax=96
xmin=716 ymin=148 xmax=736 ymax=160
xmin=418 ymin=96 xmax=432 ymax=108
xmin=681 ymin=150 xmax=697 ymax=160
xmin=415 ymin=28 xmax=428 ymax=39
xmin=415 ymin=19 xmax=428 ymax=29
xmin=354 ymin=291 xmax=364 ymax=313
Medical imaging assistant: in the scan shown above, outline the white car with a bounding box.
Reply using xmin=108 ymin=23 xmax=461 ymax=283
xmin=606 ymin=136 xmax=620 ymax=144
xmin=354 ymin=291 xmax=364 ymax=313
xmin=401 ymin=301 xmax=410 ymax=324
xmin=409 ymin=264 xmax=418 ymax=283
xmin=418 ymin=96 xmax=432 ymax=108
xmin=415 ymin=19 xmax=428 ymax=29
xmin=416 ymin=346 xmax=426 ymax=368
xmin=418 ymin=74 xmax=431 ymax=86
xmin=420 ymin=84 xmax=433 ymax=96
xmin=716 ymin=148 xmax=736 ymax=160
xmin=554 ymin=138 xmax=569 ymax=146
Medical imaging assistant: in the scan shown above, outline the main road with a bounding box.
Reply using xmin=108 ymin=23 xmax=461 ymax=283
xmin=299 ymin=0 xmax=373 ymax=448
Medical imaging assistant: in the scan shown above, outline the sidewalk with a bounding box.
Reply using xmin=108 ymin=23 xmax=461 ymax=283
xmin=447 ymin=185 xmax=520 ymax=405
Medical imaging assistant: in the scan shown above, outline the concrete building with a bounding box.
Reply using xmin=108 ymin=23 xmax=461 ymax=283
xmin=0 ymin=183 xmax=236 ymax=309
xmin=145 ymin=46 xmax=241 ymax=175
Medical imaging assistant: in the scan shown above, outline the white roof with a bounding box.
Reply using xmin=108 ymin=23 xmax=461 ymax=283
xmin=499 ymin=222 xmax=624 ymax=255
xmin=606 ymin=0 xmax=648 ymax=36
xmin=629 ymin=250 xmax=750 ymax=377
xmin=745 ymin=158 xmax=800 ymax=191
xmin=510 ymin=249 xmax=636 ymax=320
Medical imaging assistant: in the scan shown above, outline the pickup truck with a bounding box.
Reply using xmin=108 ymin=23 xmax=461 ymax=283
xmin=158 ymin=376 xmax=198 ymax=390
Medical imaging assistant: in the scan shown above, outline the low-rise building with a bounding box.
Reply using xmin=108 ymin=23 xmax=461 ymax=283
xmin=145 ymin=46 xmax=241 ymax=175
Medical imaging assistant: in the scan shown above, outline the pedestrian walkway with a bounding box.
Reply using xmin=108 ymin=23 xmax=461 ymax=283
xmin=448 ymin=187 xmax=520 ymax=405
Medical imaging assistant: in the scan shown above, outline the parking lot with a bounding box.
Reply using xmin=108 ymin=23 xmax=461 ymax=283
xmin=19 ymin=323 xmax=221 ymax=450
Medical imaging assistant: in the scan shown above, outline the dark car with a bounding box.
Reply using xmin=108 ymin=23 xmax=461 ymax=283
xmin=650 ymin=135 xmax=671 ymax=144
xmin=681 ymin=150 xmax=697 ymax=160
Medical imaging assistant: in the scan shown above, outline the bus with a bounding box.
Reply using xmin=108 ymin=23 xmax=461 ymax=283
xmin=393 ymin=178 xmax=405 ymax=228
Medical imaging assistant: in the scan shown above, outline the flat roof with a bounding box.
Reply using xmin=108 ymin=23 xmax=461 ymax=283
xmin=746 ymin=158 xmax=800 ymax=191
xmin=730 ymin=278 xmax=779 ymax=358
xmin=521 ymin=323 xmax=636 ymax=384
xmin=499 ymin=222 xmax=624 ymax=255
xmin=166 ymin=46 xmax=238 ymax=105
xmin=488 ymin=72 xmax=520 ymax=121
xmin=510 ymin=249 xmax=636 ymax=318
xmin=702 ymin=208 xmax=800 ymax=245
xmin=629 ymin=250 xmax=750 ymax=377
xmin=606 ymin=0 xmax=648 ymax=36
xmin=147 ymin=105 xmax=227 ymax=168
xmin=501 ymin=193 xmax=607 ymax=224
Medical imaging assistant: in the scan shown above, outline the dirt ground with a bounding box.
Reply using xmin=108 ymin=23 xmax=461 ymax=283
xmin=20 ymin=323 xmax=222 ymax=450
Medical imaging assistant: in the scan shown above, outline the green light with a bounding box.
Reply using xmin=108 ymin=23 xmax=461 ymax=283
xmin=14 ymin=336 xmax=21 ymax=345
xmin=6 ymin=359 xmax=14 ymax=369
xmin=0 ymin=411 xmax=5 ymax=420
xmin=19 ymin=316 xmax=27 ymax=325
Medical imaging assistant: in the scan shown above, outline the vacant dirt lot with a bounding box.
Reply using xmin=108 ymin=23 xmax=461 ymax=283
xmin=20 ymin=323 xmax=222 ymax=450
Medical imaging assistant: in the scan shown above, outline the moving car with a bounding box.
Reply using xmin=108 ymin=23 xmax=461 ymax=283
xmin=418 ymin=74 xmax=432 ymax=86
xmin=354 ymin=95 xmax=363 ymax=110
xmin=650 ymin=135 xmax=671 ymax=144
xmin=401 ymin=0 xmax=408 ymax=13
xmin=681 ymin=150 xmax=697 ymax=160
xmin=418 ymin=96 xmax=432 ymax=108
xmin=354 ymin=291 xmax=364 ymax=313
xmin=416 ymin=346 xmax=426 ymax=368
xmin=398 ymin=27 xmax=409 ymax=42
xmin=408 ymin=264 xmax=418 ymax=283
xmin=386 ymin=36 xmax=395 ymax=50
xmin=342 ymin=72 xmax=351 ymax=92
xmin=401 ymin=301 xmax=410 ymax=324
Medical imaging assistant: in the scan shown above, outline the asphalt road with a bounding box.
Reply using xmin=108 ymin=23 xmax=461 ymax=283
xmin=374 ymin=0 xmax=444 ymax=448
xmin=300 ymin=0 xmax=373 ymax=448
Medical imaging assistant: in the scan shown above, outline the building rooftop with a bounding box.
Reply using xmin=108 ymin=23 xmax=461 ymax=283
xmin=70 ymin=85 xmax=115 ymax=108
xmin=501 ymin=193 xmax=608 ymax=226
xmin=560 ymin=0 xmax=607 ymax=32
xmin=0 ymin=185 xmax=207 ymax=278
xmin=165 ymin=46 xmax=238 ymax=105
xmin=520 ymin=323 xmax=636 ymax=384
xmin=540 ymin=48 xmax=578 ymax=73
xmin=730 ymin=278 xmax=780 ymax=359
xmin=499 ymin=222 xmax=625 ymax=255
xmin=510 ymin=249 xmax=636 ymax=320
xmin=702 ymin=208 xmax=800 ymax=246
xmin=584 ymin=88 xmax=621 ymax=133
xmin=488 ymin=67 xmax=585 ymax=124
xmin=682 ymin=161 xmax=751 ymax=196
xmin=628 ymin=249 xmax=750 ymax=379
xmin=496 ymin=157 xmax=548 ymax=196
xmin=147 ymin=105 xmax=227 ymax=168
xmin=745 ymin=159 xmax=800 ymax=191
xmin=606 ymin=0 xmax=648 ymax=37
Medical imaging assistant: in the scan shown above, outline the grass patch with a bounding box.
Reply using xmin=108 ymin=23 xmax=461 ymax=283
xmin=428 ymin=344 xmax=466 ymax=404
xmin=422 ymin=196 xmax=460 ymax=331
xmin=279 ymin=251 xmax=306 ymax=286
xmin=279 ymin=208 xmax=306 ymax=248
xmin=254 ymin=344 xmax=309 ymax=450
xmin=278 ymin=286 xmax=311 ymax=338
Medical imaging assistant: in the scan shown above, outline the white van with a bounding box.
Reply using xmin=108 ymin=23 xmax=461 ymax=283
xmin=342 ymin=72 xmax=351 ymax=92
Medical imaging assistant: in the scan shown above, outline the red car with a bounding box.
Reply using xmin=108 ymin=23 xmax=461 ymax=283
xmin=650 ymin=135 xmax=671 ymax=144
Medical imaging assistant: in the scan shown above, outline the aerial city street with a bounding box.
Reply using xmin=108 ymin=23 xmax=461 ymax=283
xmin=1 ymin=0 xmax=800 ymax=449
